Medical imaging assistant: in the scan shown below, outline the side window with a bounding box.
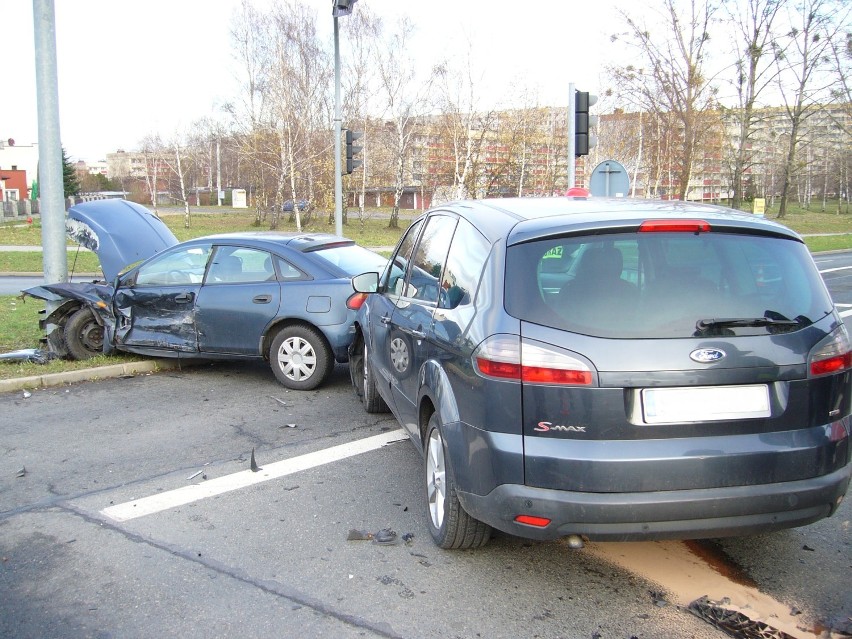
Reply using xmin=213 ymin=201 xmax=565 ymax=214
xmin=439 ymin=219 xmax=490 ymax=309
xmin=383 ymin=219 xmax=423 ymax=296
xmin=135 ymin=244 xmax=212 ymax=286
xmin=208 ymin=247 xmax=278 ymax=284
xmin=274 ymin=256 xmax=306 ymax=280
xmin=408 ymin=215 xmax=458 ymax=304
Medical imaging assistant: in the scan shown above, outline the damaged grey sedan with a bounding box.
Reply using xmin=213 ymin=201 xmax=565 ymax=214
xmin=23 ymin=199 xmax=386 ymax=390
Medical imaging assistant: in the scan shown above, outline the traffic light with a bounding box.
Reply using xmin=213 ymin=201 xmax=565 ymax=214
xmin=344 ymin=129 xmax=363 ymax=174
xmin=574 ymin=90 xmax=598 ymax=156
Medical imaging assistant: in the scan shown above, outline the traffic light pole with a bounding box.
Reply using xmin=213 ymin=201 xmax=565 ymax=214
xmin=333 ymin=15 xmax=343 ymax=237
xmin=567 ymin=82 xmax=576 ymax=189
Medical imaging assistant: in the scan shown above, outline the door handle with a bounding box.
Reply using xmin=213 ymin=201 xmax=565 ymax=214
xmin=380 ymin=315 xmax=392 ymax=325
xmin=174 ymin=293 xmax=193 ymax=303
xmin=253 ymin=294 xmax=272 ymax=304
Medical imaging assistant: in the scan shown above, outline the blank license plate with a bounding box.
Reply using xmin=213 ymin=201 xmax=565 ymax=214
xmin=641 ymin=385 xmax=770 ymax=424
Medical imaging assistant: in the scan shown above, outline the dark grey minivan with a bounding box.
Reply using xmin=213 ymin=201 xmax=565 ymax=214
xmin=349 ymin=197 xmax=851 ymax=549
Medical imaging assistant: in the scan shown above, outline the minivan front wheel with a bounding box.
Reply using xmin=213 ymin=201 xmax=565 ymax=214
xmin=424 ymin=413 xmax=492 ymax=549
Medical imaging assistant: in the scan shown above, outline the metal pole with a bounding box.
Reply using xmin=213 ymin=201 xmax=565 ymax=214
xmin=33 ymin=0 xmax=67 ymax=289
xmin=333 ymin=16 xmax=343 ymax=237
xmin=567 ymin=82 xmax=576 ymax=189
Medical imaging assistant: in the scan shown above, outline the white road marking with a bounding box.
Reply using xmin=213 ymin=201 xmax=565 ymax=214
xmin=819 ymin=265 xmax=852 ymax=274
xmin=102 ymin=429 xmax=408 ymax=522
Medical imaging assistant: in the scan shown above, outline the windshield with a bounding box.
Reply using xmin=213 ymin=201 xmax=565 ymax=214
xmin=505 ymin=231 xmax=834 ymax=338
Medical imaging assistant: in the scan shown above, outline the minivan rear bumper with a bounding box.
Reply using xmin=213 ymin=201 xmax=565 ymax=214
xmin=457 ymin=464 xmax=850 ymax=542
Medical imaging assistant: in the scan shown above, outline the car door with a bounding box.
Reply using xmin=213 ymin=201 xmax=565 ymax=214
xmin=387 ymin=214 xmax=458 ymax=431
xmin=194 ymin=246 xmax=283 ymax=355
xmin=367 ymin=220 xmax=424 ymax=418
xmin=113 ymin=243 xmax=213 ymax=352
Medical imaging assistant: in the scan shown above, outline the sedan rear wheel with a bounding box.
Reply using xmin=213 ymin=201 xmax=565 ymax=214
xmin=359 ymin=339 xmax=389 ymax=413
xmin=425 ymin=413 xmax=492 ymax=549
xmin=64 ymin=307 xmax=104 ymax=360
xmin=269 ymin=325 xmax=332 ymax=390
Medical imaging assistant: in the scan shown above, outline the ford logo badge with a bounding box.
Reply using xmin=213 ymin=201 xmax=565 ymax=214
xmin=690 ymin=348 xmax=726 ymax=363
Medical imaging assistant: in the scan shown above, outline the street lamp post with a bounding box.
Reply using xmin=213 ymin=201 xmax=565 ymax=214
xmin=332 ymin=0 xmax=358 ymax=238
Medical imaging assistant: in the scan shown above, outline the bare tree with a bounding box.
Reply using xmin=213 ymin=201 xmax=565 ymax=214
xmin=374 ymin=16 xmax=433 ymax=228
xmin=139 ymin=133 xmax=165 ymax=214
xmin=724 ymin=0 xmax=785 ymax=210
xmin=609 ymin=0 xmax=721 ymax=200
xmin=773 ymin=0 xmax=844 ymax=218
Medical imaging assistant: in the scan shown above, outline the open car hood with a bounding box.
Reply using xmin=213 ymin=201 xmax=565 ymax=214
xmin=66 ymin=200 xmax=179 ymax=281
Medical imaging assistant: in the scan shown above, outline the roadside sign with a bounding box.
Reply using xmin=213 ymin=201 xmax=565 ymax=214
xmin=589 ymin=160 xmax=630 ymax=197
xmin=753 ymin=198 xmax=765 ymax=217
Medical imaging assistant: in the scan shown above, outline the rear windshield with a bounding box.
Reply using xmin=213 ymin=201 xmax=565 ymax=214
xmin=505 ymin=232 xmax=834 ymax=338
xmin=310 ymin=244 xmax=386 ymax=276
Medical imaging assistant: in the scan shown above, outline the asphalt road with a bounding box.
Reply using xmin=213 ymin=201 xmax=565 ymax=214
xmin=2 ymin=361 xmax=850 ymax=639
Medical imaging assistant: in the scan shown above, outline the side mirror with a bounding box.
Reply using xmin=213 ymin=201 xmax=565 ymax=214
xmin=352 ymin=271 xmax=379 ymax=293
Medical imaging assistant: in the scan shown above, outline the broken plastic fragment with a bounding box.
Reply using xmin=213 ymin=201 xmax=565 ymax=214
xmin=16 ymin=467 xmax=27 ymax=478
xmin=373 ymin=528 xmax=398 ymax=545
xmin=347 ymin=529 xmax=374 ymax=541
xmin=250 ymin=448 xmax=262 ymax=472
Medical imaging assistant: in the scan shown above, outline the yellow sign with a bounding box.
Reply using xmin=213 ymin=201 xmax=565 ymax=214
xmin=753 ymin=198 xmax=765 ymax=217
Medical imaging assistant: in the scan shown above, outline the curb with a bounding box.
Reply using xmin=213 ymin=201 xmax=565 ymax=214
xmin=0 ymin=359 xmax=183 ymax=394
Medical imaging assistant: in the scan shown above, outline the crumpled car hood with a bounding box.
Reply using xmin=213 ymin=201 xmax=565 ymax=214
xmin=66 ymin=200 xmax=178 ymax=281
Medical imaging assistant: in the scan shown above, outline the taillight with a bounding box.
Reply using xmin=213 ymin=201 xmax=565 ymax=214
xmin=346 ymin=292 xmax=369 ymax=310
xmin=809 ymin=325 xmax=852 ymax=377
xmin=473 ymin=336 xmax=593 ymax=385
xmin=639 ymin=219 xmax=711 ymax=233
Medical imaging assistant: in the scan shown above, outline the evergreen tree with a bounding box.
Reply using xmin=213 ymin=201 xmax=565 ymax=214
xmin=62 ymin=148 xmax=81 ymax=197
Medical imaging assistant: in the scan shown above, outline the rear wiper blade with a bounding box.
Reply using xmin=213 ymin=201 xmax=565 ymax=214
xmin=696 ymin=316 xmax=801 ymax=330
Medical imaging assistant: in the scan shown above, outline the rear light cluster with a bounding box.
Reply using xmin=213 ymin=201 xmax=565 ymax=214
xmin=473 ymin=335 xmax=593 ymax=385
xmin=809 ymin=324 xmax=852 ymax=377
xmin=346 ymin=292 xmax=369 ymax=311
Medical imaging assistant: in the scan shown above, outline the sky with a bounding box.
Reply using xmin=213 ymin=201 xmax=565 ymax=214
xmin=2 ymin=0 xmax=620 ymax=163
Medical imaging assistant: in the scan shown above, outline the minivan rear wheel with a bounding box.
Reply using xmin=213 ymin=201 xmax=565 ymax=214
xmin=424 ymin=413 xmax=492 ymax=549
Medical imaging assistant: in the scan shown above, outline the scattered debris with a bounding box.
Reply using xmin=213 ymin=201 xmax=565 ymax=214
xmin=689 ymin=595 xmax=797 ymax=639
xmin=22 ymin=390 xmax=32 ymax=399
xmin=801 ymin=544 xmax=815 ymax=552
xmin=347 ymin=529 xmax=374 ymax=541
xmin=401 ymin=532 xmax=415 ymax=544
xmin=283 ymin=423 xmax=298 ymax=429
xmin=15 ymin=467 xmax=27 ymax=478
xmin=374 ymin=528 xmax=398 ymax=545
xmin=250 ymin=448 xmax=262 ymax=472
xmin=0 ymin=348 xmax=52 ymax=364
xmin=186 ymin=470 xmax=203 ymax=481
xmin=650 ymin=590 xmax=669 ymax=608
xmin=269 ymin=396 xmax=287 ymax=407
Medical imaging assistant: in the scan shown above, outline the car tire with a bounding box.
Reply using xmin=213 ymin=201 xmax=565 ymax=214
xmin=64 ymin=307 xmax=104 ymax=360
xmin=269 ymin=325 xmax=332 ymax=390
xmin=424 ymin=412 xmax=492 ymax=549
xmin=357 ymin=338 xmax=389 ymax=413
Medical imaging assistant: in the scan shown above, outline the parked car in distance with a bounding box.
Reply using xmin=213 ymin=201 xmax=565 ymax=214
xmin=350 ymin=196 xmax=851 ymax=549
xmin=282 ymin=199 xmax=311 ymax=212
xmin=24 ymin=199 xmax=385 ymax=390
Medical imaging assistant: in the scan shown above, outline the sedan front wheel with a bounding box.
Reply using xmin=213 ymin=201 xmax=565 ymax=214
xmin=269 ymin=325 xmax=332 ymax=390
xmin=64 ymin=307 xmax=104 ymax=360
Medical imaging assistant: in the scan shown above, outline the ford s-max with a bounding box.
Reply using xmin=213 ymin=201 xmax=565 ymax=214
xmin=350 ymin=196 xmax=851 ymax=549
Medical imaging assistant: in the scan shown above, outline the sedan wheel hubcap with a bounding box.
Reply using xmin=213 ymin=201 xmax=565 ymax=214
xmin=278 ymin=337 xmax=316 ymax=381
